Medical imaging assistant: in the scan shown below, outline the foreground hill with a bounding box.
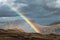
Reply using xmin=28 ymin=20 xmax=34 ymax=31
xmin=0 ymin=29 xmax=59 ymax=40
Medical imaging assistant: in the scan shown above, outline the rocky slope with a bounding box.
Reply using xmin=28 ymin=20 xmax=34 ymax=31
xmin=0 ymin=29 xmax=59 ymax=40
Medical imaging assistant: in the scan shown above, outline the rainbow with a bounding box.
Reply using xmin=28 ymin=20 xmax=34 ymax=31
xmin=5 ymin=3 xmax=41 ymax=33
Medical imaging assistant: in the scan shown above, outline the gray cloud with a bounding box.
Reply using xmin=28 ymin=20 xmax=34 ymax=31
xmin=45 ymin=0 xmax=60 ymax=8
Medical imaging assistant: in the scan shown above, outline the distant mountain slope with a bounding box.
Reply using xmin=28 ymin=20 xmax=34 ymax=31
xmin=0 ymin=18 xmax=60 ymax=34
xmin=34 ymin=23 xmax=60 ymax=34
xmin=0 ymin=19 xmax=35 ymax=32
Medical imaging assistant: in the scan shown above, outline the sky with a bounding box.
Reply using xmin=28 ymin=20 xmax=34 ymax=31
xmin=0 ymin=0 xmax=60 ymax=22
xmin=0 ymin=0 xmax=58 ymax=24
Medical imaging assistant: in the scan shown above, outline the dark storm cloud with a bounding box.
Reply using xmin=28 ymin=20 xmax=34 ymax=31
xmin=18 ymin=0 xmax=60 ymax=25
xmin=0 ymin=5 xmax=19 ymax=17
xmin=0 ymin=0 xmax=60 ymax=25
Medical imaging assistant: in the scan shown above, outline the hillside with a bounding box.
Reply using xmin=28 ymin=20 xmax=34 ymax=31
xmin=34 ymin=23 xmax=60 ymax=34
xmin=0 ymin=29 xmax=59 ymax=40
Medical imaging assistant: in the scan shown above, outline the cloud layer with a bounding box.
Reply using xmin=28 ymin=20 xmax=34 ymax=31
xmin=46 ymin=0 xmax=60 ymax=8
xmin=0 ymin=0 xmax=60 ymax=25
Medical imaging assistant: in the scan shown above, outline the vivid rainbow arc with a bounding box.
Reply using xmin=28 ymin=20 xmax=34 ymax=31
xmin=5 ymin=3 xmax=41 ymax=33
